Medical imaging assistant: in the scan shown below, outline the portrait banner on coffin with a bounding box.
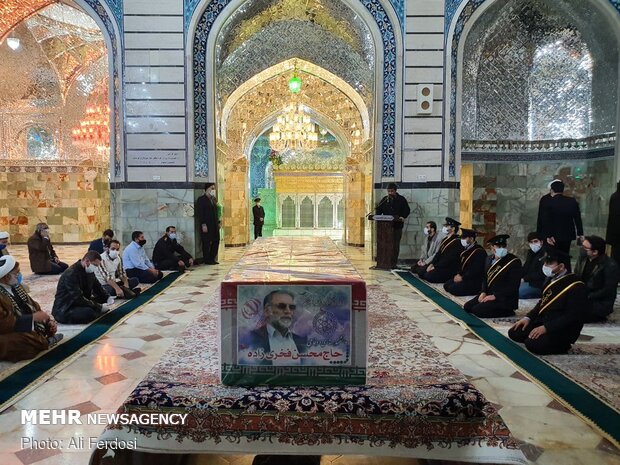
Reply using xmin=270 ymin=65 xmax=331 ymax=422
xmin=221 ymin=283 xmax=366 ymax=386
xmin=237 ymin=285 xmax=352 ymax=367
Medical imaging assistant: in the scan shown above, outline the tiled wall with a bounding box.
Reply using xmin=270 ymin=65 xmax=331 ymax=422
xmin=0 ymin=164 xmax=110 ymax=243
xmin=471 ymin=159 xmax=614 ymax=254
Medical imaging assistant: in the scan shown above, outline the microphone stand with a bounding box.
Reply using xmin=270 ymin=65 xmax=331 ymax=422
xmin=365 ymin=195 xmax=389 ymax=219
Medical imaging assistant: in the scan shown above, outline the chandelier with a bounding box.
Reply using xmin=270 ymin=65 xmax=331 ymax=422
xmin=71 ymin=103 xmax=109 ymax=153
xmin=269 ymin=102 xmax=319 ymax=152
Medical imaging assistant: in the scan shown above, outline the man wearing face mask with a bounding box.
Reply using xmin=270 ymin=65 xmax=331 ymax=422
xmin=411 ymin=221 xmax=445 ymax=276
xmin=88 ymin=229 xmax=114 ymax=254
xmin=420 ymin=217 xmax=464 ymax=283
xmin=0 ymin=231 xmax=10 ymax=257
xmin=0 ymin=255 xmax=63 ymax=361
xmin=443 ymin=229 xmax=487 ymax=296
xmin=95 ymin=240 xmax=140 ymax=299
xmin=27 ymin=223 xmax=68 ymax=275
xmin=52 ymin=251 xmax=113 ymax=324
xmin=574 ymin=235 xmax=619 ymax=322
xmin=519 ymin=232 xmax=547 ymax=299
xmin=463 ymin=234 xmax=522 ymax=318
xmin=509 ymin=250 xmax=587 ymax=354
xmin=153 ymin=226 xmax=194 ymax=272
xmin=123 ymin=231 xmax=163 ymax=284
xmin=196 ymin=183 xmax=221 ymax=265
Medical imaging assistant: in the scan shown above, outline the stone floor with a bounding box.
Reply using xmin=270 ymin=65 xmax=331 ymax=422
xmin=0 ymin=243 xmax=619 ymax=465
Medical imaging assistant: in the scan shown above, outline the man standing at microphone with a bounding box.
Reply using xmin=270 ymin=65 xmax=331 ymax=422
xmin=375 ymin=183 xmax=411 ymax=269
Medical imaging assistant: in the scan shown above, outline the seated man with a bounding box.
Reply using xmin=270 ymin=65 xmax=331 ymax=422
xmin=509 ymin=250 xmax=586 ymax=354
xmin=519 ymin=232 xmax=547 ymax=299
xmin=52 ymin=251 xmax=113 ymax=324
xmin=444 ymin=228 xmax=487 ymax=296
xmin=123 ymin=231 xmax=163 ymax=284
xmin=0 ymin=231 xmax=10 ymax=257
xmin=152 ymin=226 xmax=194 ymax=272
xmin=464 ymin=234 xmax=522 ymax=318
xmin=574 ymin=235 xmax=619 ymax=322
xmin=88 ymin=229 xmax=114 ymax=254
xmin=27 ymin=223 xmax=69 ymax=275
xmin=95 ymin=240 xmax=141 ymax=299
xmin=420 ymin=217 xmax=464 ymax=283
xmin=411 ymin=221 xmax=445 ymax=276
xmin=0 ymin=255 xmax=63 ymax=362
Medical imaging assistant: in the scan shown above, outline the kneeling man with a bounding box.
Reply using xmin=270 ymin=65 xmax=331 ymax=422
xmin=444 ymin=228 xmax=487 ymax=296
xmin=509 ymin=250 xmax=586 ymax=354
xmin=0 ymin=255 xmax=63 ymax=361
xmin=464 ymin=234 xmax=522 ymax=318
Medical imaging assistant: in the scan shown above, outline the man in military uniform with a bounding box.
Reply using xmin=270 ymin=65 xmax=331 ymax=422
xmin=420 ymin=217 xmax=464 ymax=283
xmin=463 ymin=234 xmax=522 ymax=318
xmin=444 ymin=228 xmax=487 ymax=296
xmin=509 ymin=250 xmax=586 ymax=354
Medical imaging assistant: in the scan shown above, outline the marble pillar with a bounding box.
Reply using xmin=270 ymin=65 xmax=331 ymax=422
xmin=346 ymin=163 xmax=366 ymax=246
xmin=224 ymin=158 xmax=249 ymax=246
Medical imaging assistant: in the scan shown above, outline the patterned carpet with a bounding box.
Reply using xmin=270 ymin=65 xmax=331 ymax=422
xmin=93 ymin=286 xmax=526 ymax=464
xmin=415 ymin=279 xmax=620 ymax=412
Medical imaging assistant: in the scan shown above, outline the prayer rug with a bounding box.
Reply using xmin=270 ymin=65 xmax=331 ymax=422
xmin=394 ymin=271 xmax=620 ymax=447
xmin=0 ymin=272 xmax=183 ymax=412
xmin=92 ymin=286 xmax=526 ymax=464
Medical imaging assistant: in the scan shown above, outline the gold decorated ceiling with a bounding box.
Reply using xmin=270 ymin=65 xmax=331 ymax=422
xmin=0 ymin=0 xmax=55 ymax=43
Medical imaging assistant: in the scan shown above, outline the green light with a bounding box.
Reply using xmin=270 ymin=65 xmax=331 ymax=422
xmin=288 ymin=75 xmax=302 ymax=93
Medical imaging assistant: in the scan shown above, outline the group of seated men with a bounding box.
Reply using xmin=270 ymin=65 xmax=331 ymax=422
xmin=412 ymin=218 xmax=619 ymax=355
xmin=0 ymin=225 xmax=197 ymax=361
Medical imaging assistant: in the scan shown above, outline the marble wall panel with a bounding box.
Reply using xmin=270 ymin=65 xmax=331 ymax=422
xmin=0 ymin=165 xmax=110 ymax=243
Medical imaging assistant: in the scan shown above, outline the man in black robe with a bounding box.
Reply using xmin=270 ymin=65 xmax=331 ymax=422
xmin=538 ymin=180 xmax=583 ymax=257
xmin=509 ymin=250 xmax=586 ymax=354
xmin=420 ymin=217 xmax=464 ymax=283
xmin=463 ymin=234 xmax=522 ymax=318
xmin=444 ymin=228 xmax=487 ymax=296
xmin=606 ymin=181 xmax=620 ymax=266
xmin=196 ymin=183 xmax=220 ymax=265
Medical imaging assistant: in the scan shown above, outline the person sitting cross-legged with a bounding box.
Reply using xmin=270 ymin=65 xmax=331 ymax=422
xmin=0 ymin=255 xmax=63 ymax=362
xmin=95 ymin=240 xmax=141 ymax=299
xmin=27 ymin=223 xmax=69 ymax=275
xmin=123 ymin=231 xmax=163 ymax=284
xmin=574 ymin=235 xmax=619 ymax=322
xmin=443 ymin=228 xmax=487 ymax=296
xmin=509 ymin=250 xmax=587 ymax=355
xmin=463 ymin=234 xmax=522 ymax=318
xmin=420 ymin=217 xmax=464 ymax=283
xmin=519 ymin=232 xmax=547 ymax=299
xmin=152 ymin=226 xmax=194 ymax=272
xmin=52 ymin=251 xmax=113 ymax=324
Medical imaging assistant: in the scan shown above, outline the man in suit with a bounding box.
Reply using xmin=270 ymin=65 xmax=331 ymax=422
xmin=88 ymin=229 xmax=114 ymax=254
xmin=245 ymin=290 xmax=307 ymax=365
xmin=411 ymin=221 xmax=446 ymax=276
xmin=420 ymin=217 xmax=464 ymax=283
xmin=196 ymin=183 xmax=220 ymax=265
xmin=519 ymin=232 xmax=547 ymax=299
xmin=605 ymin=181 xmax=620 ymax=265
xmin=252 ymin=198 xmax=265 ymax=240
xmin=574 ymin=235 xmax=619 ymax=322
xmin=444 ymin=228 xmax=487 ymax=296
xmin=375 ymin=183 xmax=411 ymax=269
xmin=538 ymin=180 xmax=584 ymax=256
xmin=464 ymin=234 xmax=522 ymax=318
xmin=509 ymin=250 xmax=587 ymax=354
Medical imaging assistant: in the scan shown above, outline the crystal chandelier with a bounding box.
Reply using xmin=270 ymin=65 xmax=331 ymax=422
xmin=269 ymin=101 xmax=319 ymax=152
xmin=72 ymin=101 xmax=109 ymax=153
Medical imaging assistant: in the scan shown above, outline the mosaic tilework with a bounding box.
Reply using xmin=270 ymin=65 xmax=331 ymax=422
xmin=446 ymin=0 xmax=620 ymax=177
xmin=191 ymin=0 xmax=397 ymax=179
xmin=97 ymin=0 xmax=123 ymax=31
xmin=0 ymin=164 xmax=111 ymax=243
